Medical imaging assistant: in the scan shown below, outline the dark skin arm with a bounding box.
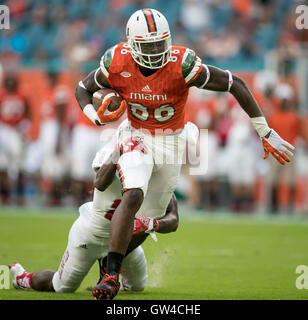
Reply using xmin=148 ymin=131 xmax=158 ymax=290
xmin=190 ymin=65 xmax=271 ymax=139
xmin=190 ymin=65 xmax=264 ymax=117
xmin=155 ymin=193 xmax=179 ymax=233
xmin=127 ymin=193 xmax=179 ymax=252
xmin=75 ymin=69 xmax=110 ymax=111
xmin=94 ymin=151 xmax=120 ymax=191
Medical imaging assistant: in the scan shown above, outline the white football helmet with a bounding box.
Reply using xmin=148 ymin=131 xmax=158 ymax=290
xmin=126 ymin=8 xmax=172 ymax=69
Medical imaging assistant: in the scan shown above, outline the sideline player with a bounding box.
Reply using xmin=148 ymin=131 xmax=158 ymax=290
xmin=75 ymin=9 xmax=295 ymax=299
xmin=9 ymin=143 xmax=179 ymax=294
xmin=0 ymin=74 xmax=32 ymax=205
xmin=39 ymin=72 xmax=72 ymax=206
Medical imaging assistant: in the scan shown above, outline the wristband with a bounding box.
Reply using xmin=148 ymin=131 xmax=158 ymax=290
xmin=251 ymin=116 xmax=271 ymax=138
xmin=226 ymin=70 xmax=233 ymax=92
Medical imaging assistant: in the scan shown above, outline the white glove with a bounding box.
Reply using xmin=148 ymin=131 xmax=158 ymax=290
xmin=262 ymin=129 xmax=295 ymax=165
xmin=83 ymin=104 xmax=104 ymax=126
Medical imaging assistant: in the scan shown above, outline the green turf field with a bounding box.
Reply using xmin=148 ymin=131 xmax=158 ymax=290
xmin=0 ymin=208 xmax=308 ymax=300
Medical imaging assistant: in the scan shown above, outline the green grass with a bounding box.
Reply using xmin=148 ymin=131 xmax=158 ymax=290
xmin=0 ymin=208 xmax=308 ymax=300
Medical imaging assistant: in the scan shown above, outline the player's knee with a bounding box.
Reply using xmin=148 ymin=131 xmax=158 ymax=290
xmin=56 ymin=286 xmax=77 ymax=293
xmin=123 ymin=188 xmax=144 ymax=210
xmin=121 ymin=275 xmax=147 ymax=292
xmin=53 ymin=279 xmax=79 ymax=293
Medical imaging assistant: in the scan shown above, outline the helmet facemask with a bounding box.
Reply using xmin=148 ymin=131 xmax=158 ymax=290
xmin=129 ymin=35 xmax=172 ymax=69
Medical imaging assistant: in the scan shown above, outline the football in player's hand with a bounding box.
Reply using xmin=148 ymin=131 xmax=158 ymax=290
xmin=92 ymin=88 xmax=123 ymax=112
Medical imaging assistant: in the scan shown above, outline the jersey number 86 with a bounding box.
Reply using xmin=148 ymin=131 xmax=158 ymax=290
xmin=129 ymin=102 xmax=175 ymax=122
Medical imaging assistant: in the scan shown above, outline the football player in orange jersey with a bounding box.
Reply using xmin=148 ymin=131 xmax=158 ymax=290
xmin=75 ymin=9 xmax=295 ymax=300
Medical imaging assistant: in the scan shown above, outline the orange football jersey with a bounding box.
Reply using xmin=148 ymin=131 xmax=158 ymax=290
xmin=100 ymin=42 xmax=202 ymax=135
xmin=41 ymin=85 xmax=71 ymax=123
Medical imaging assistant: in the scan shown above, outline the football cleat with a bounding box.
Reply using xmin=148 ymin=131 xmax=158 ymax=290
xmin=97 ymin=258 xmax=107 ymax=284
xmin=92 ymin=273 xmax=120 ymax=300
xmin=9 ymin=262 xmax=32 ymax=290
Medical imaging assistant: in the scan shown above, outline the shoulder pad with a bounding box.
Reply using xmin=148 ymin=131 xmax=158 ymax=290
xmin=182 ymin=48 xmax=202 ymax=84
xmin=100 ymin=45 xmax=117 ymax=79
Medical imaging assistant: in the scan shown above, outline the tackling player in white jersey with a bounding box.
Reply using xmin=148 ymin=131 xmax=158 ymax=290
xmin=9 ymin=137 xmax=179 ymax=295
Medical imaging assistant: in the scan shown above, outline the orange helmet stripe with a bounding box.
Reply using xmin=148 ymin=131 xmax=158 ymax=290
xmin=142 ymin=9 xmax=157 ymax=33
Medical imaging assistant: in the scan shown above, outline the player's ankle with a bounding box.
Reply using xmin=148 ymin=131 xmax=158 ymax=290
xmin=106 ymin=252 xmax=124 ymax=277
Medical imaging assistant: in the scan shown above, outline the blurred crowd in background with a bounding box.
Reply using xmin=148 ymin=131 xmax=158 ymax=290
xmin=0 ymin=0 xmax=308 ymax=214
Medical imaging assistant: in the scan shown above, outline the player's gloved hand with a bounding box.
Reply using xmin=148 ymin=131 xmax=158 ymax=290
xmin=97 ymin=98 xmax=127 ymax=124
xmin=262 ymin=129 xmax=295 ymax=165
xmin=83 ymin=104 xmax=105 ymax=126
xmin=119 ymin=136 xmax=147 ymax=155
xmin=133 ymin=215 xmax=159 ymax=235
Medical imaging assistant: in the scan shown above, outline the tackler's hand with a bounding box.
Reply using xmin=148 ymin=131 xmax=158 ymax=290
xmin=133 ymin=215 xmax=159 ymax=235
